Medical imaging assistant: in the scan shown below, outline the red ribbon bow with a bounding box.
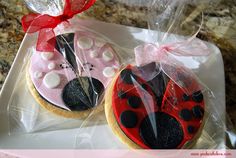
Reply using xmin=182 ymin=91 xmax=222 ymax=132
xmin=22 ymin=0 xmax=96 ymax=52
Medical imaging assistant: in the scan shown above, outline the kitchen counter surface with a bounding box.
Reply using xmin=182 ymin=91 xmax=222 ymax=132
xmin=0 ymin=0 xmax=235 ymax=147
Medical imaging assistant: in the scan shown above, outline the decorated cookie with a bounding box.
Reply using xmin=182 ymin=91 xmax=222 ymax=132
xmin=27 ymin=31 xmax=120 ymax=118
xmin=105 ymin=62 xmax=205 ymax=149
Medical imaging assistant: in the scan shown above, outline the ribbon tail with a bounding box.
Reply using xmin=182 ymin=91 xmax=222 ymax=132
xmin=21 ymin=13 xmax=41 ymax=33
xmin=36 ymin=28 xmax=56 ymax=52
xmin=171 ymin=38 xmax=211 ymax=57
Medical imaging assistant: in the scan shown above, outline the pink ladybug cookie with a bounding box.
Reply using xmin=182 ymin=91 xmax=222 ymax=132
xmin=26 ymin=31 xmax=120 ymax=118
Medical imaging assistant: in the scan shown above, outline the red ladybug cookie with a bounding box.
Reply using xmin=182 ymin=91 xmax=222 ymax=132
xmin=105 ymin=62 xmax=205 ymax=149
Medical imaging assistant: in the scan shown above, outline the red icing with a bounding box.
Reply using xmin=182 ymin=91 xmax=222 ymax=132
xmin=111 ymin=65 xmax=204 ymax=149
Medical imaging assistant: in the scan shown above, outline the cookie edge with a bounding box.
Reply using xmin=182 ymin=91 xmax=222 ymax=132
xmin=104 ymin=66 xmax=207 ymax=149
xmin=26 ymin=62 xmax=104 ymax=119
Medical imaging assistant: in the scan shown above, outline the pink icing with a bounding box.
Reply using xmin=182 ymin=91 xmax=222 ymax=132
xmin=30 ymin=31 xmax=120 ymax=111
xmin=74 ymin=31 xmax=120 ymax=87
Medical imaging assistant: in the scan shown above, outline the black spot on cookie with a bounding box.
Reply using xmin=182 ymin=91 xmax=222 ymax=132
xmin=192 ymin=91 xmax=203 ymax=103
xmin=118 ymin=90 xmax=127 ymax=99
xmin=192 ymin=105 xmax=204 ymax=119
xmin=187 ymin=125 xmax=195 ymax=134
xmin=139 ymin=112 xmax=184 ymax=149
xmin=179 ymin=109 xmax=192 ymax=121
xmin=127 ymin=96 xmax=142 ymax=109
xmin=120 ymin=69 xmax=137 ymax=84
xmin=62 ymin=77 xmax=104 ymax=111
xmin=141 ymin=84 xmax=148 ymax=90
xmin=120 ymin=110 xmax=138 ymax=128
xmin=182 ymin=93 xmax=190 ymax=101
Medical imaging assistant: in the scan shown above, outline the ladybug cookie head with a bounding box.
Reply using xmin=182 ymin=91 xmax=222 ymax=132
xmin=27 ymin=31 xmax=120 ymax=118
xmin=105 ymin=62 xmax=205 ymax=149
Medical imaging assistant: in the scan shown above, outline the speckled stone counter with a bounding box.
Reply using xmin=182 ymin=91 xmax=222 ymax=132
xmin=0 ymin=0 xmax=235 ymax=147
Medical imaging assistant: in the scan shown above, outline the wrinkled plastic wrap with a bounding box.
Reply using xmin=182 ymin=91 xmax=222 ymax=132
xmin=75 ymin=0 xmax=230 ymax=149
xmin=24 ymin=0 xmax=65 ymax=16
xmin=7 ymin=0 xmax=126 ymax=133
xmin=5 ymin=0 xmax=234 ymax=149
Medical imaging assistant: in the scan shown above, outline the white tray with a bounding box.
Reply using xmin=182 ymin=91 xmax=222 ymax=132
xmin=0 ymin=18 xmax=225 ymax=149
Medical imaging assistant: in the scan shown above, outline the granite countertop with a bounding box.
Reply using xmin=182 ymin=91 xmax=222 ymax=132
xmin=0 ymin=0 xmax=235 ymax=147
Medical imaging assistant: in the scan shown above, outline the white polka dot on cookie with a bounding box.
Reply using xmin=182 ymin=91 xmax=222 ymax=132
xmin=103 ymin=67 xmax=116 ymax=78
xmin=103 ymin=50 xmax=114 ymax=62
xmin=41 ymin=52 xmax=54 ymax=61
xmin=77 ymin=36 xmax=93 ymax=49
xmin=48 ymin=62 xmax=56 ymax=70
xmin=43 ymin=72 xmax=61 ymax=89
xmin=95 ymin=38 xmax=106 ymax=47
xmin=90 ymin=50 xmax=99 ymax=58
xmin=34 ymin=71 xmax=43 ymax=79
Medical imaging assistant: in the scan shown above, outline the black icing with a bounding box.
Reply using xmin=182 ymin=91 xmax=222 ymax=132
xmin=141 ymin=84 xmax=148 ymax=90
xmin=179 ymin=109 xmax=192 ymax=121
xmin=118 ymin=90 xmax=127 ymax=99
xmin=120 ymin=64 xmax=169 ymax=107
xmin=134 ymin=63 xmax=169 ymax=107
xmin=139 ymin=112 xmax=184 ymax=149
xmin=120 ymin=69 xmax=137 ymax=84
xmin=147 ymin=71 xmax=169 ymax=107
xmin=187 ymin=125 xmax=195 ymax=134
xmin=192 ymin=91 xmax=203 ymax=103
xmin=55 ymin=33 xmax=78 ymax=72
xmin=192 ymin=105 xmax=204 ymax=119
xmin=127 ymin=96 xmax=142 ymax=109
xmin=120 ymin=110 xmax=138 ymax=128
xmin=62 ymin=77 xmax=104 ymax=111
xmin=182 ymin=93 xmax=190 ymax=101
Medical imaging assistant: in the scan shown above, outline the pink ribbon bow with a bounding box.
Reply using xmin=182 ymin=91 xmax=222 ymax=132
xmin=134 ymin=37 xmax=210 ymax=95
